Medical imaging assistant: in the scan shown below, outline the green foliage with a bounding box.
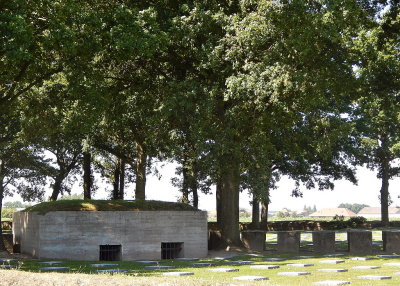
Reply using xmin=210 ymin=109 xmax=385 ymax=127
xmin=3 ymin=201 xmax=27 ymax=208
xmin=1 ymin=208 xmax=16 ymax=219
xmin=348 ymin=216 xmax=367 ymax=227
xmin=59 ymin=194 xmax=84 ymax=201
xmin=338 ymin=203 xmax=370 ymax=214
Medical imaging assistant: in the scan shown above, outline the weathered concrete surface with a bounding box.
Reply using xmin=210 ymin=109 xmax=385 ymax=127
xmin=347 ymin=231 xmax=372 ymax=254
xmin=277 ymin=231 xmax=300 ymax=253
xmin=13 ymin=211 xmax=207 ymax=261
xmin=241 ymin=230 xmax=266 ymax=252
xmin=312 ymin=231 xmax=335 ymax=253
xmin=382 ymin=230 xmax=400 ymax=253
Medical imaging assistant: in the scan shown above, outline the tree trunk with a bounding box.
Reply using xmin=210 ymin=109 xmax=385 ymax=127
xmin=50 ymin=174 xmax=64 ymax=201
xmin=83 ymin=151 xmax=92 ymax=200
xmin=0 ymin=161 xmax=6 ymax=251
xmin=216 ymin=177 xmax=222 ymax=225
xmin=112 ymin=158 xmax=120 ymax=200
xmin=135 ymin=142 xmax=146 ymax=200
xmin=380 ymin=157 xmax=390 ymax=226
xmin=261 ymin=201 xmax=269 ymax=224
xmin=181 ymin=156 xmax=189 ymax=204
xmin=251 ymin=193 xmax=260 ymax=229
xmin=119 ymin=158 xmax=125 ymax=200
xmin=219 ymin=160 xmax=241 ymax=247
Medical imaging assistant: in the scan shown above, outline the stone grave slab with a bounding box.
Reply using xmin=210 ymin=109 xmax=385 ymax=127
xmin=314 ymin=281 xmax=351 ymax=285
xmin=352 ymin=266 xmax=380 ymax=269
xmin=90 ymin=264 xmax=119 ymax=268
xmin=208 ymin=268 xmax=239 ymax=272
xmin=277 ymin=231 xmax=300 ymax=252
xmin=377 ymin=254 xmax=400 ymax=258
xmin=278 ymin=272 xmax=311 ymax=276
xmin=190 ymin=262 xmax=215 ymax=267
xmin=244 ymin=253 xmax=263 ymax=257
xmin=348 ymin=231 xmax=372 ymax=254
xmin=319 ymin=260 xmax=345 ymax=264
xmin=38 ymin=261 xmax=63 ymax=265
xmin=263 ymin=258 xmax=285 ymax=262
xmin=383 ymin=262 xmax=400 ymax=266
xmin=162 ymin=272 xmax=194 ymax=276
xmin=96 ymin=269 xmax=128 ymax=274
xmin=313 ymin=231 xmax=336 ymax=253
xmin=324 ymin=254 xmax=345 ymax=257
xmin=40 ymin=267 xmax=70 ymax=272
xmin=0 ymin=258 xmax=18 ymax=263
xmin=175 ymin=258 xmax=199 ymax=261
xmin=227 ymin=261 xmax=254 ymax=265
xmin=144 ymin=265 xmax=175 ymax=270
xmin=233 ymin=276 xmax=269 ymax=281
xmin=135 ymin=261 xmax=158 ymax=264
xmin=295 ymin=256 xmax=315 ymax=259
xmin=317 ymin=269 xmax=348 ymax=273
xmin=393 ymin=272 xmax=400 ymax=275
xmin=250 ymin=265 xmax=280 ymax=269
xmin=0 ymin=265 xmax=17 ymax=269
xmin=358 ymin=275 xmax=391 ymax=280
xmin=287 ymin=263 xmax=314 ymax=267
xmin=350 ymin=257 xmax=373 ymax=261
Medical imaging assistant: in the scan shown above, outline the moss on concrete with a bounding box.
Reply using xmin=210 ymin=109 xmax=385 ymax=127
xmin=23 ymin=200 xmax=197 ymax=215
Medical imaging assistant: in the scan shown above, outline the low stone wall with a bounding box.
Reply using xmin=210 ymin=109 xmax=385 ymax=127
xmin=13 ymin=211 xmax=207 ymax=260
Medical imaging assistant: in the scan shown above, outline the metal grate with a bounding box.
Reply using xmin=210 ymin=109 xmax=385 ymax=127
xmin=99 ymin=245 xmax=121 ymax=261
xmin=161 ymin=242 xmax=183 ymax=259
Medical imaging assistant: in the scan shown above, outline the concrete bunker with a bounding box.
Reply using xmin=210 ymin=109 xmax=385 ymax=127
xmin=13 ymin=200 xmax=208 ymax=261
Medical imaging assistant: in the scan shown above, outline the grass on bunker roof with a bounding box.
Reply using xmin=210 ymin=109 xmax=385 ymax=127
xmin=23 ymin=200 xmax=197 ymax=214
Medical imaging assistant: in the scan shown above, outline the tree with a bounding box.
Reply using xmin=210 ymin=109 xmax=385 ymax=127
xmin=213 ymin=0 xmax=365 ymax=245
xmin=353 ymin=3 xmax=400 ymax=225
xmin=338 ymin=203 xmax=370 ymax=214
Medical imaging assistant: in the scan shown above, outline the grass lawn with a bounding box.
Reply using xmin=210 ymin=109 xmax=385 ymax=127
xmin=2 ymin=253 xmax=400 ymax=285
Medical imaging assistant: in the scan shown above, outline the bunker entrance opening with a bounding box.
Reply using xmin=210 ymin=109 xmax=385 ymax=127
xmin=99 ymin=244 xmax=121 ymax=261
xmin=161 ymin=242 xmax=183 ymax=259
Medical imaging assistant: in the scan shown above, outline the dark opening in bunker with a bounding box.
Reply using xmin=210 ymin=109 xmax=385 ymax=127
xmin=99 ymin=244 xmax=121 ymax=261
xmin=161 ymin=242 xmax=183 ymax=259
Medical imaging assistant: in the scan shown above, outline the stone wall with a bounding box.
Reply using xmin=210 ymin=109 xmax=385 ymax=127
xmin=13 ymin=211 xmax=207 ymax=260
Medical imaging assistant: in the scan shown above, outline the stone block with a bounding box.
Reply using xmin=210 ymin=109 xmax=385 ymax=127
xmin=250 ymin=265 xmax=279 ymax=269
xmin=208 ymin=268 xmax=239 ymax=272
xmin=317 ymin=269 xmax=348 ymax=273
xmin=314 ymin=281 xmax=351 ymax=285
xmin=162 ymin=272 xmax=194 ymax=276
xmin=358 ymin=275 xmax=391 ymax=280
xmin=347 ymin=231 xmax=372 ymax=254
xmin=233 ymin=276 xmax=269 ymax=281
xmin=278 ymin=272 xmax=310 ymax=276
xmin=277 ymin=231 xmax=300 ymax=253
xmin=382 ymin=231 xmax=400 ymax=253
xmin=352 ymin=266 xmax=379 ymax=269
xmin=264 ymin=258 xmax=285 ymax=262
xmin=241 ymin=230 xmax=266 ymax=252
xmin=312 ymin=231 xmax=336 ymax=253
xmin=319 ymin=260 xmax=345 ymax=264
xmin=287 ymin=263 xmax=313 ymax=267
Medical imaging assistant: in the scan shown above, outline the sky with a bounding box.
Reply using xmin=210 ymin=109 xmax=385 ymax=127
xmin=95 ymin=163 xmax=400 ymax=212
xmin=4 ymin=162 xmax=400 ymax=212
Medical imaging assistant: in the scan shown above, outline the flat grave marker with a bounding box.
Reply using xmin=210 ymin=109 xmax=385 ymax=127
xmin=352 ymin=266 xmax=380 ymax=269
xmin=162 ymin=272 xmax=194 ymax=276
xmin=264 ymin=258 xmax=285 ymax=262
xmin=350 ymin=257 xmax=373 ymax=261
xmin=233 ymin=276 xmax=269 ymax=281
xmin=358 ymin=275 xmax=391 ymax=280
xmin=175 ymin=258 xmax=199 ymax=262
xmin=383 ymin=262 xmax=400 ymax=266
xmin=227 ymin=261 xmax=254 ymax=265
xmin=317 ymin=269 xmax=348 ymax=273
xmin=38 ymin=261 xmax=63 ymax=266
xmin=96 ymin=269 xmax=128 ymax=274
xmin=314 ymin=281 xmax=351 ymax=285
xmin=250 ymin=265 xmax=280 ymax=269
xmin=190 ymin=263 xmax=216 ymax=267
xmin=278 ymin=272 xmax=311 ymax=276
xmin=208 ymin=268 xmax=239 ymax=272
xmin=287 ymin=263 xmax=314 ymax=267
xmin=144 ymin=265 xmax=175 ymax=270
xmin=90 ymin=264 xmax=119 ymax=268
xmin=39 ymin=267 xmax=70 ymax=272
xmin=319 ymin=260 xmax=345 ymax=264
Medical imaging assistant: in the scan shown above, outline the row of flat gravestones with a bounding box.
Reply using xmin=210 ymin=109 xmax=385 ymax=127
xmin=242 ymin=230 xmax=400 ymax=253
xmin=2 ymin=255 xmax=400 ymax=285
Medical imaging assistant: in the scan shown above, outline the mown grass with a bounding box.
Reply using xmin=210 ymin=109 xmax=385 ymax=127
xmin=2 ymin=253 xmax=400 ymax=286
xmin=23 ymin=200 xmax=197 ymax=214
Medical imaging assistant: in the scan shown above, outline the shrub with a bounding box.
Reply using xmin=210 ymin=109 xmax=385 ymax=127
xmin=1 ymin=208 xmax=16 ymax=219
xmin=348 ymin=216 xmax=367 ymax=227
